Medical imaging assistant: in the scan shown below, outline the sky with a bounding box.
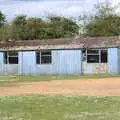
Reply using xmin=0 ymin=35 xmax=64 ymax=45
xmin=0 ymin=0 xmax=120 ymax=21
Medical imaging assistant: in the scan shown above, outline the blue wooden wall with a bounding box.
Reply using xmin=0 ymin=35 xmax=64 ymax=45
xmin=108 ymin=48 xmax=119 ymax=74
xmin=19 ymin=51 xmax=36 ymax=74
xmin=118 ymin=48 xmax=120 ymax=73
xmin=52 ymin=50 xmax=82 ymax=74
xmin=18 ymin=50 xmax=82 ymax=75
xmin=0 ymin=48 xmax=119 ymax=75
xmin=0 ymin=52 xmax=4 ymax=73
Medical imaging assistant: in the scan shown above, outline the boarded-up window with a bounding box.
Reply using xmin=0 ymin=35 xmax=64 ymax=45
xmin=4 ymin=52 xmax=18 ymax=64
xmin=36 ymin=51 xmax=52 ymax=64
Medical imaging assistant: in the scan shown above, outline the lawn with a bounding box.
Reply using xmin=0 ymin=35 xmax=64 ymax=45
xmin=0 ymin=74 xmax=120 ymax=87
xmin=0 ymin=95 xmax=120 ymax=120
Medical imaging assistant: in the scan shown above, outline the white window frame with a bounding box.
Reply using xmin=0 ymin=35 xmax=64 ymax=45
xmin=85 ymin=49 xmax=107 ymax=63
xmin=4 ymin=51 xmax=18 ymax=64
xmin=36 ymin=51 xmax=52 ymax=64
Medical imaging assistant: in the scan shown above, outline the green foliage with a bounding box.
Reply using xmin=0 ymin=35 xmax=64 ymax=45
xmin=10 ymin=15 xmax=27 ymax=40
xmin=85 ymin=15 xmax=120 ymax=36
xmin=0 ymin=11 xmax=6 ymax=27
xmin=80 ymin=2 xmax=120 ymax=36
xmin=0 ymin=24 xmax=11 ymax=41
xmin=46 ymin=16 xmax=79 ymax=38
xmin=0 ymin=14 xmax=79 ymax=41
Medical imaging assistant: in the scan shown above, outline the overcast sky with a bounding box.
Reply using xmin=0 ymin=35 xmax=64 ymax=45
xmin=0 ymin=0 xmax=120 ymax=21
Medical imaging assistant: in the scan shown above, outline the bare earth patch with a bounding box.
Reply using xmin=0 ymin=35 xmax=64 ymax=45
xmin=0 ymin=78 xmax=120 ymax=96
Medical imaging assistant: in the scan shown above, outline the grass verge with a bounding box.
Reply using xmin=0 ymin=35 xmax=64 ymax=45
xmin=0 ymin=95 xmax=120 ymax=120
xmin=0 ymin=74 xmax=120 ymax=87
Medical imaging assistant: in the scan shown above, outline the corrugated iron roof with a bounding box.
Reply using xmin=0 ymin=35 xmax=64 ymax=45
xmin=0 ymin=36 xmax=120 ymax=51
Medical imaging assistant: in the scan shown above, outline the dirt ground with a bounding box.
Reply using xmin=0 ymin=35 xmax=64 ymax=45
xmin=0 ymin=78 xmax=120 ymax=96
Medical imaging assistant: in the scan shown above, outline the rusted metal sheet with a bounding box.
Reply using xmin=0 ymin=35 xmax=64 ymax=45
xmin=83 ymin=62 xmax=108 ymax=74
xmin=0 ymin=36 xmax=120 ymax=51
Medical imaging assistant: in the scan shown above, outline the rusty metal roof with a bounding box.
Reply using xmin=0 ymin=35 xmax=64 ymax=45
xmin=0 ymin=36 xmax=120 ymax=51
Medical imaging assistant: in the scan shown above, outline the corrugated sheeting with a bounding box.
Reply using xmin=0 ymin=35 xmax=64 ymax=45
xmin=4 ymin=64 xmax=18 ymax=73
xmin=19 ymin=51 xmax=36 ymax=74
xmin=0 ymin=36 xmax=120 ymax=51
xmin=52 ymin=50 xmax=82 ymax=74
xmin=0 ymin=52 xmax=4 ymax=73
xmin=108 ymin=48 xmax=119 ymax=74
xmin=0 ymin=48 xmax=120 ymax=75
xmin=18 ymin=50 xmax=82 ymax=75
xmin=36 ymin=65 xmax=53 ymax=74
xmin=118 ymin=48 xmax=120 ymax=73
xmin=83 ymin=62 xmax=108 ymax=74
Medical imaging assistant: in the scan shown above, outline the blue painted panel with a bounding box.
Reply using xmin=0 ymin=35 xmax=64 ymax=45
xmin=117 ymin=48 xmax=120 ymax=73
xmin=108 ymin=48 xmax=119 ymax=74
xmin=52 ymin=50 xmax=82 ymax=74
xmin=4 ymin=64 xmax=18 ymax=74
xmin=36 ymin=65 xmax=53 ymax=74
xmin=19 ymin=51 xmax=36 ymax=74
xmin=0 ymin=52 xmax=4 ymax=73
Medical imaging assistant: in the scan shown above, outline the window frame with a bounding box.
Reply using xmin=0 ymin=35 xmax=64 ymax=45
xmin=4 ymin=51 xmax=18 ymax=64
xmin=87 ymin=49 xmax=99 ymax=63
xmin=84 ymin=49 xmax=108 ymax=63
xmin=100 ymin=50 xmax=108 ymax=63
xmin=36 ymin=50 xmax=52 ymax=65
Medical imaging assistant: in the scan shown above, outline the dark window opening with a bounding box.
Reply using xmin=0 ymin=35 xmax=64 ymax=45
xmin=41 ymin=51 xmax=51 ymax=56
xmin=36 ymin=51 xmax=52 ymax=64
xmin=9 ymin=57 xmax=18 ymax=64
xmin=86 ymin=49 xmax=108 ymax=63
xmin=87 ymin=55 xmax=99 ymax=63
xmin=41 ymin=56 xmax=51 ymax=64
xmin=101 ymin=50 xmax=107 ymax=63
xmin=87 ymin=49 xmax=99 ymax=63
xmin=87 ymin=50 xmax=99 ymax=54
xmin=36 ymin=51 xmax=40 ymax=64
xmin=4 ymin=52 xmax=7 ymax=64
xmin=4 ymin=52 xmax=18 ymax=64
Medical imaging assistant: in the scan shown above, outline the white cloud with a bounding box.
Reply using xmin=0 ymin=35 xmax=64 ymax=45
xmin=0 ymin=0 xmax=119 ymax=21
xmin=0 ymin=1 xmax=86 ymax=20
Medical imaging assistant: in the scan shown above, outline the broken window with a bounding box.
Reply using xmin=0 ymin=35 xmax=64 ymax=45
xmin=36 ymin=51 xmax=52 ymax=64
xmin=87 ymin=55 xmax=99 ymax=63
xmin=86 ymin=49 xmax=107 ymax=63
xmin=87 ymin=49 xmax=99 ymax=63
xmin=4 ymin=52 xmax=18 ymax=64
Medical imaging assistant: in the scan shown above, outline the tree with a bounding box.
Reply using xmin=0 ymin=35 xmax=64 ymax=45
xmin=47 ymin=16 xmax=79 ymax=38
xmin=0 ymin=11 xmax=6 ymax=27
xmin=26 ymin=17 xmax=45 ymax=39
xmin=0 ymin=14 xmax=79 ymax=40
xmin=80 ymin=2 xmax=120 ymax=36
xmin=11 ymin=15 xmax=27 ymax=40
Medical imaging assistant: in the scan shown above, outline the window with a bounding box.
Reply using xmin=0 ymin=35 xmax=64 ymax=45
xmin=4 ymin=52 xmax=18 ymax=64
xmin=87 ymin=55 xmax=99 ymax=63
xmin=85 ymin=49 xmax=107 ymax=63
xmin=36 ymin=51 xmax=52 ymax=64
xmin=101 ymin=50 xmax=107 ymax=63
xmin=87 ymin=49 xmax=99 ymax=63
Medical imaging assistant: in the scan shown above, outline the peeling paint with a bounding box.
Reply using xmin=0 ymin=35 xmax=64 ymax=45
xmin=83 ymin=62 xmax=108 ymax=74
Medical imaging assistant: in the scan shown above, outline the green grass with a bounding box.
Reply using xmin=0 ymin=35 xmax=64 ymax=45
xmin=0 ymin=74 xmax=120 ymax=87
xmin=0 ymin=95 xmax=120 ymax=120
